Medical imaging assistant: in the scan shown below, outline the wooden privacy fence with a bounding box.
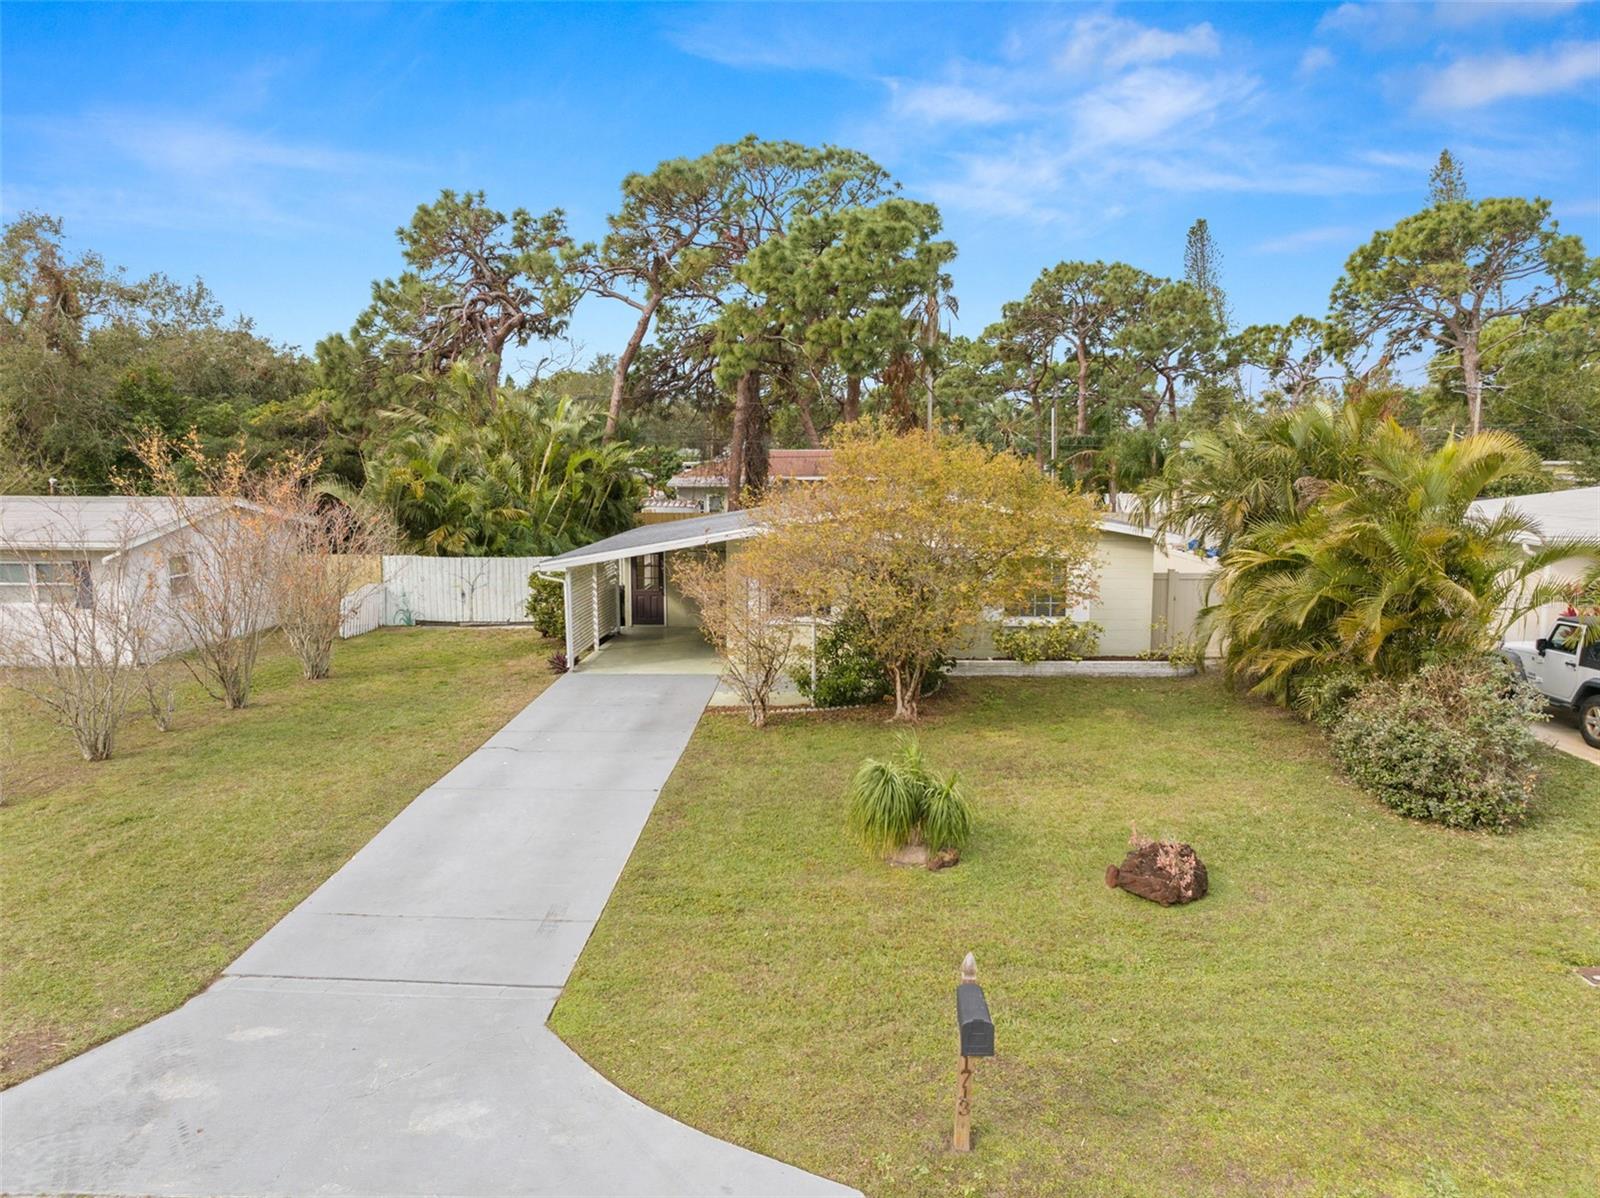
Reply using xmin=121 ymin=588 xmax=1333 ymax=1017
xmin=379 ymin=555 xmax=549 ymax=625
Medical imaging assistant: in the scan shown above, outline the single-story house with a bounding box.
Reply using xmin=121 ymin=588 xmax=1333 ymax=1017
xmin=539 ymin=508 xmax=1214 ymax=669
xmin=0 ymin=495 xmax=268 ymax=665
xmin=1469 ymin=484 xmax=1600 ymax=641
xmin=667 ymin=449 xmax=834 ymax=513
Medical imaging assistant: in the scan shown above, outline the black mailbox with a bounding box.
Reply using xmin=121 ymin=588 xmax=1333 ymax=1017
xmin=956 ymin=981 xmax=994 ymax=1057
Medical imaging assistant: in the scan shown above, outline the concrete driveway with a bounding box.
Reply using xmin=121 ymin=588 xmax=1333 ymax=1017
xmin=1534 ymin=706 xmax=1600 ymax=766
xmin=0 ymin=672 xmax=856 ymax=1198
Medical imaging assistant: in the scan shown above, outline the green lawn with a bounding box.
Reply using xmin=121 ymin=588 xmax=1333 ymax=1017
xmin=1 ymin=627 xmax=554 ymax=1087
xmin=551 ymin=677 xmax=1600 ymax=1198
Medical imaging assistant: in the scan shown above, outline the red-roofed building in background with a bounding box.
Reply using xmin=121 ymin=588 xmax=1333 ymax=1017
xmin=665 ymin=449 xmax=834 ymax=513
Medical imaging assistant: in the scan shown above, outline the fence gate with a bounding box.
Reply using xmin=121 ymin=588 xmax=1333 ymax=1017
xmin=1152 ymin=570 xmax=1213 ymax=652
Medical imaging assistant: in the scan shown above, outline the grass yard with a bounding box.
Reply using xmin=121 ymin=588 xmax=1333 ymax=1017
xmin=1 ymin=626 xmax=555 ymax=1087
xmin=551 ymin=677 xmax=1600 ymax=1198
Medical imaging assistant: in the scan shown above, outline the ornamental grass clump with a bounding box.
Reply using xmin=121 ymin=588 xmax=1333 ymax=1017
xmin=847 ymin=739 xmax=973 ymax=862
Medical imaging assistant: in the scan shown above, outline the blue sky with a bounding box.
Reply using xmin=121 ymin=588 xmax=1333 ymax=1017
xmin=4 ymin=1 xmax=1598 ymax=381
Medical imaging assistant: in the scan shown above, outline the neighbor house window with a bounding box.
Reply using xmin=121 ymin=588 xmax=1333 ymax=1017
xmin=0 ymin=561 xmax=29 ymax=603
xmin=0 ymin=560 xmax=91 ymax=605
xmin=167 ymin=554 xmax=193 ymax=596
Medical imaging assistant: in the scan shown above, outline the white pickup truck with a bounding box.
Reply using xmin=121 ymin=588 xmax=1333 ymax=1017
xmin=1501 ymin=615 xmax=1600 ymax=748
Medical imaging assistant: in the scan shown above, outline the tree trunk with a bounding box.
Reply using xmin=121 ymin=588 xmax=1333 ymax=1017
xmin=725 ymin=373 xmax=752 ymax=510
xmin=795 ymin=386 xmax=822 ymax=447
xmin=1033 ymin=393 xmax=1047 ymax=470
xmin=744 ymin=373 xmax=769 ymax=497
xmin=1461 ymin=335 xmax=1483 ymax=435
xmin=1076 ymin=340 xmax=1090 ymax=436
xmin=890 ymin=661 xmax=924 ymax=720
xmin=604 ymin=294 xmax=662 ymax=440
xmin=483 ymin=341 xmax=505 ymax=412
xmin=842 ymin=375 xmax=862 ymax=423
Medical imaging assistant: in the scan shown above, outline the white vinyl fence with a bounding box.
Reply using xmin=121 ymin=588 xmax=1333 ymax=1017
xmin=339 ymin=582 xmax=387 ymax=639
xmin=378 ymin=555 xmax=549 ymax=626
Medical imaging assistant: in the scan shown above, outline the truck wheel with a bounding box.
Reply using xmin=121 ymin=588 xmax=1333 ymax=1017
xmin=1581 ymin=695 xmax=1600 ymax=750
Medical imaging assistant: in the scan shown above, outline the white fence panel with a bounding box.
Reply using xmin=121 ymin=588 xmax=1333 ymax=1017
xmin=340 ymin=582 xmax=387 ymax=639
xmin=380 ymin=556 xmax=548 ymax=625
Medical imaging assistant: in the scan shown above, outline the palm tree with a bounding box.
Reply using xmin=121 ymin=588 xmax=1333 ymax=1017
xmin=1211 ymin=422 xmax=1594 ymax=702
xmin=363 ymin=369 xmax=644 ymax=556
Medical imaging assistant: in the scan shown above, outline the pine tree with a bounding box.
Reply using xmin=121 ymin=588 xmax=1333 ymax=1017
xmin=1428 ymin=149 xmax=1468 ymax=205
xmin=1183 ymin=218 xmax=1230 ymax=329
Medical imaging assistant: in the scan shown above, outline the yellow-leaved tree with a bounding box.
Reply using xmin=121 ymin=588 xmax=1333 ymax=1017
xmin=746 ymin=423 xmax=1100 ymax=719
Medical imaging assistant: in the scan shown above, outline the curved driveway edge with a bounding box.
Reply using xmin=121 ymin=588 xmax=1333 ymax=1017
xmin=1 ymin=672 xmax=858 ymax=1197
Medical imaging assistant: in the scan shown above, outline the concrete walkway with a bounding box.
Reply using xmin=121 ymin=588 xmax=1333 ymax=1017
xmin=0 ymin=673 xmax=856 ymax=1198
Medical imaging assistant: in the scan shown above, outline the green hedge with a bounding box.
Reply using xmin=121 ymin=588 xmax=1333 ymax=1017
xmin=524 ymin=574 xmax=565 ymax=640
xmin=1329 ymin=660 xmax=1545 ymax=831
xmin=992 ymin=619 xmax=1103 ymax=663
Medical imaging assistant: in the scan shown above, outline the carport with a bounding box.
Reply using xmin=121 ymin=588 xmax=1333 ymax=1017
xmin=539 ymin=510 xmax=759 ymax=670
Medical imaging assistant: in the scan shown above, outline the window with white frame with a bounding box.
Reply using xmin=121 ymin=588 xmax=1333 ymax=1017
xmin=1009 ymin=564 xmax=1084 ymax=621
xmin=0 ymin=559 xmax=91 ymax=605
xmin=0 ymin=561 xmax=29 ymax=603
xmin=167 ymin=553 xmax=193 ymax=596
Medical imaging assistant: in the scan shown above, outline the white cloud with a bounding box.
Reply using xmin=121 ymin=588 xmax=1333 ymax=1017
xmin=1320 ymin=1 xmax=1582 ymax=40
xmin=1057 ymin=13 xmax=1221 ymax=72
xmin=1251 ymin=224 xmax=1368 ymax=254
xmin=1316 ymin=3 xmax=1375 ymax=36
xmin=13 ymin=112 xmax=413 ymax=234
xmin=887 ymin=81 xmax=1014 ymax=125
xmin=1420 ymin=41 xmax=1600 ymax=109
xmin=662 ymin=9 xmax=874 ymax=73
xmin=1358 ymin=148 xmax=1436 ymax=172
xmin=923 ymin=141 xmax=1075 ymax=222
xmin=1431 ymin=0 xmax=1582 ymax=28
xmin=1298 ymin=46 xmax=1336 ymax=76
xmin=1071 ymin=68 xmax=1254 ymax=149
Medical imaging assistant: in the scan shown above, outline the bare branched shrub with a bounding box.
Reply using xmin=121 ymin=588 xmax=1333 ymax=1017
xmin=674 ymin=550 xmax=797 ymax=728
xmin=0 ymin=520 xmax=165 ymax=761
xmin=124 ymin=431 xmax=307 ymax=709
xmin=271 ymin=496 xmax=393 ymax=680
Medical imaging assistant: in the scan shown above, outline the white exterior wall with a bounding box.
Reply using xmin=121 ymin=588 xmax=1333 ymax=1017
xmin=1500 ymin=553 xmax=1594 ymax=644
xmin=0 ymin=528 xmax=248 ymax=667
xmin=380 ymin=556 xmax=548 ymax=625
xmin=597 ymin=560 xmax=621 ymax=641
xmin=566 ymin=562 xmax=597 ymax=662
xmin=1082 ymin=532 xmax=1158 ymax=656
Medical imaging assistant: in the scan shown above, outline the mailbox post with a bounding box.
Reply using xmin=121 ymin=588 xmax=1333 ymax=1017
xmin=953 ymin=951 xmax=993 ymax=1152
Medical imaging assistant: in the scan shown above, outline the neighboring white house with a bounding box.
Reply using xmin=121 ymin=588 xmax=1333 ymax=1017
xmin=1469 ymin=484 xmax=1600 ymax=642
xmin=538 ymin=508 xmax=1214 ymax=669
xmin=0 ymin=495 xmax=265 ymax=665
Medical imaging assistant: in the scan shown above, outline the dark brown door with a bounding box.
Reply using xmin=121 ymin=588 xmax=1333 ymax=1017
xmin=631 ymin=553 xmax=665 ymax=625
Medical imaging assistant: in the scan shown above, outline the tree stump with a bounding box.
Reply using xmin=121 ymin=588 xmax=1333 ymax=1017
xmin=1105 ymin=840 xmax=1207 ymax=905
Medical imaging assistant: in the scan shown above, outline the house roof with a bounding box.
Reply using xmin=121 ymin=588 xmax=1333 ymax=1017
xmin=540 ymin=506 xmax=1205 ymax=574
xmin=1469 ymin=485 xmax=1600 ymax=544
xmin=669 ymin=449 xmax=834 ymax=490
xmin=540 ymin=509 xmax=760 ymax=571
xmin=0 ymin=495 xmax=232 ymax=553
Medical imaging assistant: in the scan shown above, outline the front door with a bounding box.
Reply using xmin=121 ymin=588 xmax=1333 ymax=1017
xmin=631 ymin=553 xmax=665 ymax=625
